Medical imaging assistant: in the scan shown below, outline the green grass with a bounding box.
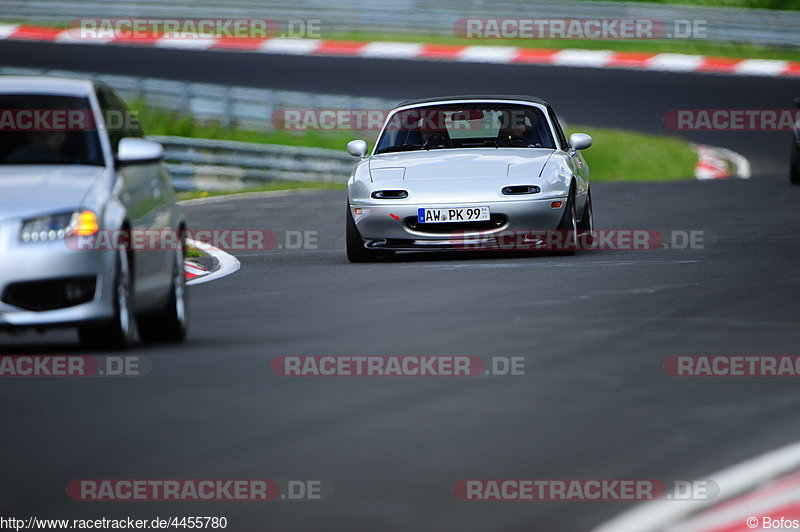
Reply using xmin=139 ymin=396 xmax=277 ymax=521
xmin=325 ymin=30 xmax=800 ymax=62
xmin=185 ymin=244 xmax=203 ymax=258
xmin=131 ymin=102 xmax=363 ymax=151
xmin=568 ymin=126 xmax=696 ymax=181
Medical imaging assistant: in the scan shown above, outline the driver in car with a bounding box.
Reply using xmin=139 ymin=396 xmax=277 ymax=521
xmin=497 ymin=110 xmax=541 ymax=147
xmin=419 ymin=109 xmax=451 ymax=149
xmin=5 ymin=129 xmax=68 ymax=163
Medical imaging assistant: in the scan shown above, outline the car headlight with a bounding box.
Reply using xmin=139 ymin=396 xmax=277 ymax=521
xmin=20 ymin=210 xmax=99 ymax=243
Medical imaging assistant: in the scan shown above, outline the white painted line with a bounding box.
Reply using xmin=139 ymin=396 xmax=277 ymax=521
xmin=359 ymin=41 xmax=423 ymax=59
xmin=185 ymin=238 xmax=240 ymax=286
xmin=648 ymin=53 xmax=705 ymax=72
xmin=592 ymin=440 xmax=800 ymax=532
xmin=156 ymin=37 xmax=218 ymax=50
xmin=735 ymin=58 xmax=789 ymax=77
xmin=459 ymin=45 xmax=519 ymax=63
xmin=552 ymin=49 xmax=615 ymax=67
xmin=0 ymin=24 xmax=20 ymax=39
xmin=259 ymin=38 xmax=320 ymax=54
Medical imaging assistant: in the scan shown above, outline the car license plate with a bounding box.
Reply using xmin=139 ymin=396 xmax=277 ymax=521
xmin=418 ymin=206 xmax=490 ymax=223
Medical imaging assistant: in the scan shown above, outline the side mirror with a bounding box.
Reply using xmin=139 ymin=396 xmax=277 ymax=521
xmin=347 ymin=139 xmax=368 ymax=158
xmin=568 ymin=133 xmax=592 ymax=151
xmin=794 ymin=96 xmax=800 ymax=109
xmin=116 ymin=137 xmax=164 ymax=166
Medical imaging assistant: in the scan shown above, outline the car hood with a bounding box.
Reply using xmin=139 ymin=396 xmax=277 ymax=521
xmin=0 ymin=165 xmax=107 ymax=221
xmin=369 ymin=148 xmax=554 ymax=181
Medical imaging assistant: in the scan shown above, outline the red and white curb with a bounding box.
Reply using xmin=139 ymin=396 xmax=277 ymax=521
xmin=1 ymin=23 xmax=799 ymax=78
xmin=693 ymin=144 xmax=751 ymax=180
xmin=592 ymin=440 xmax=800 ymax=532
xmin=183 ymin=261 xmax=209 ymax=282
xmin=183 ymin=238 xmax=240 ymax=286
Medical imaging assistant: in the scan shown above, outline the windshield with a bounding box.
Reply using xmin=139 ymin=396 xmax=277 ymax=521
xmin=0 ymin=94 xmax=104 ymax=166
xmin=375 ymin=104 xmax=555 ymax=154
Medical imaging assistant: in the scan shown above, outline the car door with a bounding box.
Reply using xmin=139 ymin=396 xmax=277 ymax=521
xmin=96 ymin=86 xmax=169 ymax=304
xmin=548 ymin=107 xmax=589 ymax=203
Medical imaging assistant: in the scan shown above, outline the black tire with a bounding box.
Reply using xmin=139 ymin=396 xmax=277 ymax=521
xmin=791 ymin=144 xmax=800 ymax=185
xmin=346 ymin=206 xmax=392 ymax=263
xmin=555 ymin=187 xmax=578 ymax=255
xmin=577 ymin=190 xmax=594 ymax=249
xmin=78 ymin=248 xmax=135 ymax=350
xmin=138 ymin=235 xmax=189 ymax=343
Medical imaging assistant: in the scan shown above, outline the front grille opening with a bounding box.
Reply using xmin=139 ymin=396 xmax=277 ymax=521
xmin=405 ymin=214 xmax=507 ymax=234
xmin=2 ymin=276 xmax=97 ymax=311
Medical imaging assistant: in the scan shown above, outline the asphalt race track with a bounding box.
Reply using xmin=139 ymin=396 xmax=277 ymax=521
xmin=1 ymin=41 xmax=800 ymax=531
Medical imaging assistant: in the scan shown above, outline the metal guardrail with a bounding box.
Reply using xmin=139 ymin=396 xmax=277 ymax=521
xmin=0 ymin=66 xmax=396 ymax=132
xmin=150 ymin=136 xmax=356 ymax=190
xmin=1 ymin=0 xmax=800 ymax=47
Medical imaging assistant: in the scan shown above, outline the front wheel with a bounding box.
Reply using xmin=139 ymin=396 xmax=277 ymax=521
xmin=555 ymin=191 xmax=578 ymax=255
xmin=577 ymin=190 xmax=594 ymax=248
xmin=78 ymin=248 xmax=135 ymax=350
xmin=138 ymin=237 xmax=189 ymax=343
xmin=346 ymin=206 xmax=392 ymax=263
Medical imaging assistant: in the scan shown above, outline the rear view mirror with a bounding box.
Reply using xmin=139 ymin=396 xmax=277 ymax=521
xmin=347 ymin=140 xmax=368 ymax=158
xmin=116 ymin=138 xmax=163 ymax=166
xmin=450 ymin=109 xmax=485 ymax=121
xmin=568 ymin=133 xmax=593 ymax=151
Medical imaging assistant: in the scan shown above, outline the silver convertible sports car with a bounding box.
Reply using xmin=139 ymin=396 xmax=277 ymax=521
xmin=0 ymin=76 xmax=188 ymax=348
xmin=345 ymin=95 xmax=593 ymax=262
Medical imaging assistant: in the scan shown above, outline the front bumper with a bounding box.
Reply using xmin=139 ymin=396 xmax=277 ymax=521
xmin=0 ymin=218 xmax=116 ymax=328
xmin=350 ymin=198 xmax=567 ymax=251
